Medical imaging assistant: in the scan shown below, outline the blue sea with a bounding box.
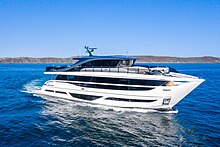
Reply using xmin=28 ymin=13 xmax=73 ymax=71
xmin=0 ymin=64 xmax=219 ymax=146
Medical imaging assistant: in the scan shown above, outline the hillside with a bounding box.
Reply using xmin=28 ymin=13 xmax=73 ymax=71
xmin=135 ymin=56 xmax=220 ymax=63
xmin=0 ymin=56 xmax=219 ymax=64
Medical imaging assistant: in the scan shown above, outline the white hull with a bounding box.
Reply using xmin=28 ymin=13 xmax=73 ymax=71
xmin=36 ymin=72 xmax=204 ymax=110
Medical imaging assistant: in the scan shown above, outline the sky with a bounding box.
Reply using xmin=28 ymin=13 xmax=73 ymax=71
xmin=0 ymin=0 xmax=220 ymax=57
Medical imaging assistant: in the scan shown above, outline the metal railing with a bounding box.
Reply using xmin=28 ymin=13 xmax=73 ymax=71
xmin=72 ymin=66 xmax=150 ymax=75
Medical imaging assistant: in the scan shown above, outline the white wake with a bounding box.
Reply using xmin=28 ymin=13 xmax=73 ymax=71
xmin=21 ymin=79 xmax=43 ymax=94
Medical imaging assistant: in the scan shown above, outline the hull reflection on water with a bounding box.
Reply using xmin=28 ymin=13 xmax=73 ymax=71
xmin=40 ymin=95 xmax=183 ymax=146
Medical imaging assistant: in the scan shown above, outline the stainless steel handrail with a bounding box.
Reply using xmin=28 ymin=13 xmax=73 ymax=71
xmin=76 ymin=66 xmax=148 ymax=74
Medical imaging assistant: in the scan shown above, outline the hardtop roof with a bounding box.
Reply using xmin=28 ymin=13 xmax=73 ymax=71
xmin=73 ymin=55 xmax=137 ymax=61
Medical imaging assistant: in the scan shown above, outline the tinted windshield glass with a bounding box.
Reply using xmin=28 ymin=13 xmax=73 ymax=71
xmin=81 ymin=60 xmax=120 ymax=67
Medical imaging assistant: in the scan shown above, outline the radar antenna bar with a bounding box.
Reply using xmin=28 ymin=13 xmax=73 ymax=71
xmin=85 ymin=46 xmax=97 ymax=56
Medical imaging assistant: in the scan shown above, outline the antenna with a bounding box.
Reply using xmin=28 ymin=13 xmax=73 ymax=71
xmin=85 ymin=46 xmax=97 ymax=56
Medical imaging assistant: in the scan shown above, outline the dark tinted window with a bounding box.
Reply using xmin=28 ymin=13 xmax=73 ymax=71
xmin=56 ymin=75 xmax=74 ymax=80
xmin=55 ymin=91 xmax=66 ymax=94
xmin=81 ymin=60 xmax=120 ymax=67
xmin=71 ymin=76 xmax=166 ymax=86
xmin=56 ymin=75 xmax=167 ymax=86
xmin=105 ymin=97 xmax=156 ymax=102
xmin=67 ymin=75 xmax=74 ymax=80
xmin=69 ymin=93 xmax=102 ymax=101
xmin=56 ymin=75 xmax=67 ymax=80
xmin=69 ymin=83 xmax=154 ymax=91
xmin=45 ymin=89 xmax=54 ymax=92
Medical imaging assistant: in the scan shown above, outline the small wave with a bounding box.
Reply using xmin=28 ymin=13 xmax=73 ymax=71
xmin=21 ymin=79 xmax=43 ymax=94
xmin=88 ymin=105 xmax=178 ymax=114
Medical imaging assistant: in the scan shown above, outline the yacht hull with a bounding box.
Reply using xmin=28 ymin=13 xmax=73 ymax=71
xmin=36 ymin=78 xmax=204 ymax=110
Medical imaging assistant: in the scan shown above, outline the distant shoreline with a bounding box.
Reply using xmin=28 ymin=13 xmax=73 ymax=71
xmin=0 ymin=56 xmax=219 ymax=64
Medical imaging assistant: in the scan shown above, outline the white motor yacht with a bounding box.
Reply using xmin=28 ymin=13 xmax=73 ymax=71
xmin=36 ymin=47 xmax=204 ymax=110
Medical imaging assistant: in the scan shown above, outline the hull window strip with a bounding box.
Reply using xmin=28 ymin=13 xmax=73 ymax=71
xmin=55 ymin=91 xmax=67 ymax=94
xmin=45 ymin=89 xmax=54 ymax=92
xmin=69 ymin=93 xmax=102 ymax=101
xmin=69 ymin=83 xmax=154 ymax=91
xmin=105 ymin=97 xmax=157 ymax=103
xmin=56 ymin=75 xmax=167 ymax=86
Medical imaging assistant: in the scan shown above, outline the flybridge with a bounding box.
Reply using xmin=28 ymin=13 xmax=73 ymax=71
xmin=46 ymin=46 xmax=136 ymax=72
xmin=45 ymin=46 xmax=178 ymax=76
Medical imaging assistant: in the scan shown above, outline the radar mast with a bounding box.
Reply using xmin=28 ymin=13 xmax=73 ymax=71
xmin=85 ymin=46 xmax=97 ymax=56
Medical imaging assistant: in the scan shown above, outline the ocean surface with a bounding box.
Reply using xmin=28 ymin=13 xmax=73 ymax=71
xmin=0 ymin=64 xmax=219 ymax=146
